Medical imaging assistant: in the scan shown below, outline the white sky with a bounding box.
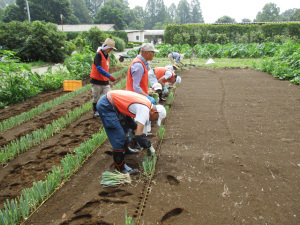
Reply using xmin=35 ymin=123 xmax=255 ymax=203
xmin=129 ymin=0 xmax=300 ymax=23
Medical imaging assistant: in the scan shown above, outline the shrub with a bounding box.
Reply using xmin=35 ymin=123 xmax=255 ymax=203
xmin=113 ymin=36 xmax=125 ymax=52
xmin=0 ymin=21 xmax=67 ymax=62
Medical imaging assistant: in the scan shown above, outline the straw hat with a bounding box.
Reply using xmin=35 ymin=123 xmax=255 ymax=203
xmin=103 ymin=38 xmax=117 ymax=50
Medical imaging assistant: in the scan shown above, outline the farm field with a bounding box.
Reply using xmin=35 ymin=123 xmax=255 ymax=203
xmin=1 ymin=66 xmax=299 ymax=224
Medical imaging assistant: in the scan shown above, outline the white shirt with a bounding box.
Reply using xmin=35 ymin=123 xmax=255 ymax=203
xmin=128 ymin=103 xmax=150 ymax=126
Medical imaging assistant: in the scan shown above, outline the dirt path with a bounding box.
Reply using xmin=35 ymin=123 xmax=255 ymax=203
xmin=19 ymin=67 xmax=300 ymax=225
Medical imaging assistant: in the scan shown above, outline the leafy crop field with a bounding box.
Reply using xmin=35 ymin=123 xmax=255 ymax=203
xmin=0 ymin=59 xmax=299 ymax=224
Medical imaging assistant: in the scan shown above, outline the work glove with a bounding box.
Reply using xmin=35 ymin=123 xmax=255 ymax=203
xmin=135 ymin=133 xmax=151 ymax=148
xmin=146 ymin=95 xmax=156 ymax=104
xmin=163 ymin=86 xmax=169 ymax=94
xmin=109 ymin=75 xmax=115 ymax=82
xmin=147 ymin=145 xmax=156 ymax=156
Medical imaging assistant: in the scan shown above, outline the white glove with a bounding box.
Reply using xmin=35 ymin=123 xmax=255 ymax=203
xmin=149 ymin=145 xmax=155 ymax=155
xmin=163 ymin=86 xmax=169 ymax=94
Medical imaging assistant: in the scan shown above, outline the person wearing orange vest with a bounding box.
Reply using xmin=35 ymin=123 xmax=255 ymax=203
xmin=148 ymin=67 xmax=182 ymax=98
xmin=90 ymin=38 xmax=117 ymax=116
xmin=126 ymin=43 xmax=158 ymax=104
xmin=96 ymin=90 xmax=166 ymax=174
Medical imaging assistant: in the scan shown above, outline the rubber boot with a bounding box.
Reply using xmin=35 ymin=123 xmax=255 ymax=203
xmin=93 ymin=103 xmax=99 ymax=116
xmin=113 ymin=150 xmax=138 ymax=174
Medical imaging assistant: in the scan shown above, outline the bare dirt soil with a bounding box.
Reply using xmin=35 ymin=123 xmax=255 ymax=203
xmin=1 ymin=67 xmax=299 ymax=225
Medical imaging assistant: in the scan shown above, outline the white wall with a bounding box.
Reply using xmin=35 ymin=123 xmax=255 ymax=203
xmin=127 ymin=31 xmax=145 ymax=42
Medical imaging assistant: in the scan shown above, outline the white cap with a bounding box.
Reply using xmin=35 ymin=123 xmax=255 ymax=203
xmin=180 ymin=54 xmax=184 ymax=60
xmin=152 ymin=83 xmax=162 ymax=91
xmin=175 ymin=75 xmax=181 ymax=84
xmin=155 ymin=105 xmax=166 ymax=126
xmin=141 ymin=43 xmax=159 ymax=52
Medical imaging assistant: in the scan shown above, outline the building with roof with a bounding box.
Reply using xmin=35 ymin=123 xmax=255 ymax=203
xmin=124 ymin=30 xmax=164 ymax=44
xmin=57 ymin=24 xmax=119 ymax=32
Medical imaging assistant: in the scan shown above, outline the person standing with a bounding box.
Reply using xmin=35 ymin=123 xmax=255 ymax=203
xmin=90 ymin=38 xmax=117 ymax=116
xmin=126 ymin=43 xmax=158 ymax=104
xmin=96 ymin=90 xmax=166 ymax=174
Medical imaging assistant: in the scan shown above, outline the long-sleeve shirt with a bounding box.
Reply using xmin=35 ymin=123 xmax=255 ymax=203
xmin=90 ymin=50 xmax=111 ymax=85
xmin=130 ymin=55 xmax=150 ymax=94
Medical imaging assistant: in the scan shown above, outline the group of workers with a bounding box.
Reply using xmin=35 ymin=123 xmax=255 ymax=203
xmin=89 ymin=38 xmax=183 ymax=174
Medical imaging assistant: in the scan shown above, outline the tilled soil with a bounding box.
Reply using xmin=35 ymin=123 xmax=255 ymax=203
xmin=1 ymin=67 xmax=299 ymax=225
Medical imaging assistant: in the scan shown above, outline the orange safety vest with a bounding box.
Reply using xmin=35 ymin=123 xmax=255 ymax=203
xmin=126 ymin=57 xmax=148 ymax=94
xmin=153 ymin=67 xmax=175 ymax=83
xmin=107 ymin=90 xmax=151 ymax=118
xmin=90 ymin=51 xmax=109 ymax=81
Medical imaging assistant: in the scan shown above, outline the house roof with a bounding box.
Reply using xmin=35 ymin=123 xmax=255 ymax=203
xmin=57 ymin=24 xmax=119 ymax=32
xmin=144 ymin=30 xmax=164 ymax=35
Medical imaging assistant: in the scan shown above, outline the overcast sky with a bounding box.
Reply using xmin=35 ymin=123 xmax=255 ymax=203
xmin=129 ymin=0 xmax=300 ymax=23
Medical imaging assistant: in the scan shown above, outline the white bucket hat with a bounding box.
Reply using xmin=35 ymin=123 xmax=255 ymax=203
xmin=155 ymin=104 xmax=166 ymax=126
xmin=152 ymin=83 xmax=162 ymax=91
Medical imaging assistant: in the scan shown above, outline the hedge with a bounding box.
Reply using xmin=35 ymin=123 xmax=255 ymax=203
xmin=164 ymin=22 xmax=300 ymax=46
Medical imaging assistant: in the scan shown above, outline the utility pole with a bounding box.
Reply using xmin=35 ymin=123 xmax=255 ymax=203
xmin=60 ymin=14 xmax=63 ymax=31
xmin=26 ymin=0 xmax=31 ymax=22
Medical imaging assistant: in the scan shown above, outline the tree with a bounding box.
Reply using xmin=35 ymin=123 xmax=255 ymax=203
xmin=2 ymin=4 xmax=25 ymax=22
xmin=168 ymin=3 xmax=177 ymax=22
xmin=144 ymin=0 xmax=166 ymax=29
xmin=215 ymin=15 xmax=236 ymax=23
xmin=31 ymin=0 xmax=72 ymax=24
xmin=254 ymin=3 xmax=280 ymax=22
xmin=279 ymin=8 xmax=297 ymax=21
xmin=85 ymin=0 xmax=104 ymax=20
xmin=124 ymin=8 xmax=143 ymax=29
xmin=290 ymin=8 xmax=300 ymax=21
xmin=190 ymin=0 xmax=204 ymax=23
xmin=177 ymin=0 xmax=191 ymax=24
xmin=242 ymin=18 xmax=251 ymax=22
xmin=0 ymin=0 xmax=15 ymax=9
xmin=94 ymin=5 xmax=126 ymax=30
xmin=70 ymin=0 xmax=92 ymax=23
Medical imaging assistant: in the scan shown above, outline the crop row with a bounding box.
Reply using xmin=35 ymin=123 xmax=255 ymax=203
xmin=0 ymin=74 xmax=176 ymax=225
xmin=0 ymin=67 xmax=128 ymax=133
xmin=0 ymin=76 xmax=129 ymax=224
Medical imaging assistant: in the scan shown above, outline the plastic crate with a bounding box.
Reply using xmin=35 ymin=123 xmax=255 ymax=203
xmin=63 ymin=80 xmax=82 ymax=91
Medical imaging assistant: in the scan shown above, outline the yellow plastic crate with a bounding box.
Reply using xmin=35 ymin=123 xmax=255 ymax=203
xmin=63 ymin=80 xmax=82 ymax=91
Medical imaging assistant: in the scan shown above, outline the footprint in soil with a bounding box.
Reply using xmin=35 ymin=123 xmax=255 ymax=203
xmin=161 ymin=208 xmax=184 ymax=223
xmin=167 ymin=175 xmax=180 ymax=186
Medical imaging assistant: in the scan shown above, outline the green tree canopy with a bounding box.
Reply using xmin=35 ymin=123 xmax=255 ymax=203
xmin=279 ymin=8 xmax=298 ymax=21
xmin=168 ymin=3 xmax=177 ymax=22
xmin=144 ymin=0 xmax=166 ymax=29
xmin=190 ymin=0 xmax=204 ymax=23
xmin=0 ymin=0 xmax=15 ymax=9
xmin=177 ymin=0 xmax=191 ymax=24
xmin=255 ymin=3 xmax=280 ymax=22
xmin=124 ymin=8 xmax=144 ymax=30
xmin=242 ymin=18 xmax=252 ymax=22
xmin=215 ymin=15 xmax=236 ymax=23
xmin=70 ymin=0 xmax=92 ymax=23
xmin=94 ymin=5 xmax=126 ymax=30
xmin=85 ymin=0 xmax=104 ymax=20
xmin=290 ymin=8 xmax=300 ymax=21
